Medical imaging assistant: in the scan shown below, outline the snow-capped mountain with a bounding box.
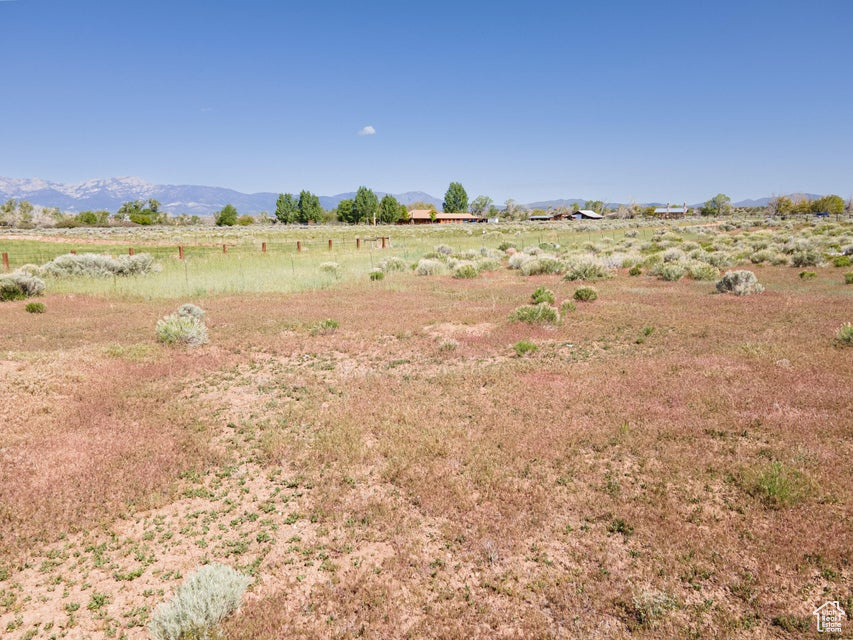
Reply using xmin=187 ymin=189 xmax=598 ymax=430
xmin=0 ymin=176 xmax=444 ymax=216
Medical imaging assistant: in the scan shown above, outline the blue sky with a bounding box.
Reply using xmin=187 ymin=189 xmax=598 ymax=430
xmin=2 ymin=0 xmax=852 ymax=203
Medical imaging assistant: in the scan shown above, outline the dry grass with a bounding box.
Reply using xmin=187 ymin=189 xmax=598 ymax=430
xmin=0 ymin=251 xmax=851 ymax=639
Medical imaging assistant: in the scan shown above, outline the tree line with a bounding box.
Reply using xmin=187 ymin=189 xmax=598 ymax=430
xmin=1 ymin=186 xmax=850 ymax=229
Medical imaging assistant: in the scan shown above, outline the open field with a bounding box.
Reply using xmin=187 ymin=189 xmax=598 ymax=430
xmin=1 ymin=218 xmax=851 ymax=639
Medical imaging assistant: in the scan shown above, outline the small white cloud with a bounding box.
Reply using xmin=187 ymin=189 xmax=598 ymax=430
xmin=357 ymin=125 xmax=376 ymax=136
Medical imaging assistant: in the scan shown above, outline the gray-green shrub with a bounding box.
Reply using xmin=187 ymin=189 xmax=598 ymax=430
xmin=379 ymin=257 xmax=407 ymax=272
xmin=415 ymin=258 xmax=444 ymax=276
xmin=510 ymin=303 xmax=559 ymax=324
xmin=156 ymin=306 xmax=209 ymax=347
xmin=0 ymin=271 xmax=45 ymax=301
xmin=573 ymin=287 xmax=598 ymax=302
xmin=452 ymin=262 xmax=479 ymax=279
xmin=43 ymin=252 xmax=156 ymax=278
xmin=148 ymin=563 xmax=251 ymax=640
xmin=716 ymin=270 xmax=764 ymax=296
xmin=563 ymin=257 xmax=613 ymax=281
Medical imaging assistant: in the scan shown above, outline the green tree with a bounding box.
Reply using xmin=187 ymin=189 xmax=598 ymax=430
xmin=352 ymin=186 xmax=379 ymax=224
xmin=275 ymin=193 xmax=298 ymax=223
xmin=215 ymin=203 xmax=238 ymax=226
xmin=768 ymin=195 xmax=793 ymax=216
xmin=336 ymin=199 xmax=355 ymax=223
xmin=17 ymin=200 xmax=34 ymax=225
xmin=584 ymin=200 xmax=604 ymax=213
xmin=811 ymin=194 xmax=844 ymax=214
xmin=378 ymin=194 xmax=404 ymax=224
xmin=443 ymin=182 xmax=468 ymax=213
xmin=701 ymin=193 xmax=732 ymax=216
xmin=469 ymin=195 xmax=493 ymax=216
xmin=296 ymin=190 xmax=323 ymax=223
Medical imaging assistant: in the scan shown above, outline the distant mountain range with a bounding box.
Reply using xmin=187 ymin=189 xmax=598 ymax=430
xmin=0 ymin=176 xmax=828 ymax=216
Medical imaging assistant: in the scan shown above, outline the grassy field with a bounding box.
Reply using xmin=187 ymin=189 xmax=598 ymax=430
xmin=0 ymin=218 xmax=851 ymax=639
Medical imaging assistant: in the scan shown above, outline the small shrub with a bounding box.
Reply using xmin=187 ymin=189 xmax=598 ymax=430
xmin=560 ymin=300 xmax=576 ymax=314
xmin=452 ymin=262 xmax=479 ymax=279
xmin=573 ymin=287 xmax=598 ymax=302
xmin=790 ymin=249 xmax=820 ymax=267
xmin=434 ymin=244 xmax=453 ymax=255
xmin=563 ymin=258 xmax=613 ymax=281
xmin=799 ymin=270 xmax=817 ymax=280
xmin=687 ymin=262 xmax=719 ymax=281
xmin=156 ymin=310 xmax=209 ymax=347
xmin=513 ymin=340 xmax=538 ymax=356
xmin=25 ymin=302 xmax=46 ymax=314
xmin=531 ymin=286 xmax=555 ymax=305
xmin=628 ymin=265 xmax=642 ymax=276
xmin=716 ymin=270 xmax=764 ymax=296
xmin=520 ymin=257 xmax=567 ymax=276
xmin=379 ymin=256 xmax=407 ymax=272
xmin=415 ymin=259 xmax=443 ymax=276
xmin=744 ymin=461 xmax=813 ymax=509
xmin=832 ymin=255 xmax=851 ymax=267
xmin=148 ymin=563 xmax=251 ymax=640
xmin=475 ymin=257 xmax=501 ymax=272
xmin=319 ymin=262 xmax=341 ymax=278
xmin=507 ymin=253 xmax=531 ymax=270
xmin=837 ymin=322 xmax=853 ymax=346
xmin=177 ymin=303 xmax=205 ymax=320
xmin=510 ymin=303 xmax=559 ymax=324
xmin=0 ymin=271 xmax=45 ymax=300
xmin=369 ymin=269 xmax=384 ymax=281
xmin=497 ymin=241 xmax=516 ymax=251
xmin=655 ymin=263 xmax=686 ymax=282
xmin=845 ymin=272 xmax=853 ymax=284
xmin=624 ymin=230 xmax=639 ymax=238
xmin=309 ymin=319 xmax=339 ymax=336
xmin=626 ymin=588 xmax=676 ymax=630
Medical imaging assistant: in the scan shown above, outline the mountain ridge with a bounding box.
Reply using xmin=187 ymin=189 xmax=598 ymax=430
xmin=0 ymin=176 xmax=830 ymax=216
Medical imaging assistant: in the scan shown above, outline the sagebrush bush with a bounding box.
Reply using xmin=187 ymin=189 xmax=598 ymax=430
xmin=475 ymin=257 xmax=501 ymax=272
xmin=0 ymin=271 xmax=45 ymax=301
xmin=319 ymin=261 xmax=341 ymax=278
xmin=716 ymin=270 xmax=764 ymax=296
xmin=531 ymin=286 xmax=555 ymax=305
xmin=156 ymin=306 xmax=209 ymax=347
xmin=148 ymin=563 xmax=251 ymax=640
xmin=686 ymin=262 xmax=719 ymax=281
xmin=573 ymin=287 xmax=598 ymax=302
xmin=369 ymin=269 xmax=384 ymax=281
xmin=563 ymin=257 xmax=613 ymax=281
xmin=628 ymin=265 xmax=642 ymax=276
xmin=832 ymin=255 xmax=851 ymax=267
xmin=177 ymin=303 xmax=205 ymax=320
xmin=452 ymin=262 xmax=479 ymax=279
xmin=790 ymin=249 xmax=820 ymax=267
xmin=415 ymin=259 xmax=443 ymax=276
xmin=507 ymin=253 xmax=531 ymax=270
xmin=43 ymin=252 xmax=156 ymax=278
xmin=560 ymin=300 xmax=576 ymax=314
xmin=799 ymin=270 xmax=817 ymax=280
xmin=520 ymin=257 xmax=567 ymax=276
xmin=434 ymin=244 xmax=453 ymax=255
xmin=25 ymin=302 xmax=46 ymax=314
xmin=510 ymin=303 xmax=559 ymax=324
xmin=655 ymin=263 xmax=686 ymax=282
xmin=845 ymin=272 xmax=853 ymax=285
xmin=379 ymin=256 xmax=407 ymax=272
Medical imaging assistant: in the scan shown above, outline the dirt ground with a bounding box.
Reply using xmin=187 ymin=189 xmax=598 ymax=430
xmin=0 ymin=266 xmax=850 ymax=639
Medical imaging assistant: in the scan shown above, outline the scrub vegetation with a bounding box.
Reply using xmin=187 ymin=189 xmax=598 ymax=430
xmin=0 ymin=215 xmax=850 ymax=639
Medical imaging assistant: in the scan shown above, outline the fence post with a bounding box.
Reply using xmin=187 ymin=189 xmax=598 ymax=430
xmin=178 ymin=245 xmax=185 ymax=260
xmin=223 ymin=244 xmax=227 ymax=254
xmin=71 ymin=250 xmax=77 ymax=255
xmin=356 ymin=237 xmax=361 ymax=249
xmin=1 ymin=252 xmax=8 ymax=272
xmin=297 ymin=240 xmax=302 ymax=253
xmin=129 ymin=247 xmax=134 ymax=256
xmin=381 ymin=236 xmax=387 ymax=249
xmin=262 ymin=242 xmax=267 ymax=253
xmin=328 ymin=239 xmax=333 ymax=251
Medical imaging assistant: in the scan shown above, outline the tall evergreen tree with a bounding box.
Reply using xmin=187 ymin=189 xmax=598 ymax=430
xmin=378 ymin=194 xmax=404 ymax=224
xmin=296 ymin=190 xmax=323 ymax=223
